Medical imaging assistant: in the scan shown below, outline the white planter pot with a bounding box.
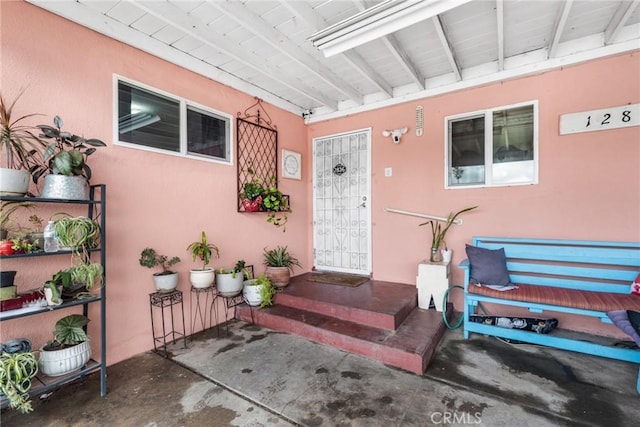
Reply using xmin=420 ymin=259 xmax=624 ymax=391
xmin=242 ymin=279 xmax=263 ymax=306
xmin=40 ymin=175 xmax=89 ymax=200
xmin=153 ymin=272 xmax=179 ymax=293
xmin=0 ymin=168 xmax=30 ymax=196
xmin=216 ymin=271 xmax=244 ymax=297
xmin=190 ymin=268 xmax=215 ymax=289
xmin=441 ymin=249 xmax=453 ymax=264
xmin=39 ymin=340 xmax=92 ymax=377
xmin=44 ymin=286 xmax=62 ymax=306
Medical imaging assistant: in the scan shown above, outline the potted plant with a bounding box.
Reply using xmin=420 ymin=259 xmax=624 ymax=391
xmin=0 ymin=350 xmax=39 ymax=413
xmin=42 ymin=263 xmax=103 ymax=305
xmin=240 ymin=181 xmax=264 ymax=212
xmin=419 ymin=206 xmax=477 ymax=263
xmin=243 ymin=273 xmax=276 ymax=308
xmin=0 ymin=200 xmax=34 ymax=240
xmin=139 ymin=247 xmax=181 ymax=293
xmin=216 ymin=260 xmax=248 ymax=297
xmin=30 ymin=115 xmax=106 ymax=200
xmin=262 ymin=185 xmax=290 ymax=229
xmin=25 ymin=214 xmax=44 ymax=249
xmin=38 ymin=314 xmax=92 ymax=377
xmin=52 ymin=214 xmax=101 ymax=257
xmin=263 ymin=245 xmax=301 ymax=288
xmin=0 ymin=90 xmax=46 ymax=196
xmin=187 ymin=231 xmax=219 ymax=289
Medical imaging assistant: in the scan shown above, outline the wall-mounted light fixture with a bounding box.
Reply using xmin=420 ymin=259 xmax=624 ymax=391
xmin=382 ymin=127 xmax=408 ymax=144
xmin=308 ymin=0 xmax=471 ymax=57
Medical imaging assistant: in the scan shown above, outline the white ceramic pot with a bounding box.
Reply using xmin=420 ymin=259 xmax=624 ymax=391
xmin=0 ymin=168 xmax=30 ymax=196
xmin=39 ymin=340 xmax=92 ymax=377
xmin=190 ymin=268 xmax=215 ymax=289
xmin=242 ymin=279 xmax=262 ymax=306
xmin=44 ymin=286 xmax=62 ymax=306
xmin=153 ymin=272 xmax=179 ymax=293
xmin=216 ymin=271 xmax=244 ymax=297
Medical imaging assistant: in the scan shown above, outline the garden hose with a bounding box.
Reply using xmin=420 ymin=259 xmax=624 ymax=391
xmin=442 ymin=285 xmax=465 ymax=330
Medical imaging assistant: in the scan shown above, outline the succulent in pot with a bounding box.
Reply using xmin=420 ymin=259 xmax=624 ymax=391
xmin=263 ymin=245 xmax=301 ymax=288
xmin=139 ymin=247 xmax=181 ymax=292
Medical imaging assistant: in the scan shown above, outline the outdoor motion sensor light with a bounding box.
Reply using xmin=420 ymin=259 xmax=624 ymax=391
xmin=382 ymin=127 xmax=408 ymax=144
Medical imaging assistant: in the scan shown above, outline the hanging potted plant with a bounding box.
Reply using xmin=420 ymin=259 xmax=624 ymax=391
xmin=0 ymin=350 xmax=39 ymax=413
xmin=38 ymin=314 xmax=92 ymax=377
xmin=242 ymin=273 xmax=276 ymax=308
xmin=30 ymin=115 xmax=106 ymax=200
xmin=240 ymin=181 xmax=264 ymax=212
xmin=0 ymin=90 xmax=46 ymax=196
xmin=263 ymin=245 xmax=301 ymax=289
xmin=419 ymin=206 xmax=477 ymax=263
xmin=139 ymin=247 xmax=181 ymax=293
xmin=186 ymin=231 xmax=219 ymax=289
xmin=216 ymin=260 xmax=249 ymax=297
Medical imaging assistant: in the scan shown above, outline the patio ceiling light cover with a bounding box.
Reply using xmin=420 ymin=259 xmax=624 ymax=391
xmin=309 ymin=0 xmax=473 ymax=57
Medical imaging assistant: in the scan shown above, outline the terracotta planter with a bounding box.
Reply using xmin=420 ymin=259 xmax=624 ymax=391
xmin=265 ymin=266 xmax=291 ymax=288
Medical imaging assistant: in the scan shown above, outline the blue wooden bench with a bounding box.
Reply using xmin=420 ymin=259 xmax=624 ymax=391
xmin=459 ymin=237 xmax=640 ymax=393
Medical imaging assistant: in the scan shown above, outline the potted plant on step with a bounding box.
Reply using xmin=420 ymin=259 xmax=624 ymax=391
xmin=38 ymin=314 xmax=92 ymax=377
xmin=216 ymin=260 xmax=249 ymax=297
xmin=263 ymin=245 xmax=301 ymax=288
xmin=243 ymin=273 xmax=276 ymax=308
xmin=30 ymin=115 xmax=106 ymax=200
xmin=139 ymin=247 xmax=181 ymax=293
xmin=419 ymin=206 xmax=477 ymax=263
xmin=187 ymin=231 xmax=219 ymax=289
xmin=0 ymin=90 xmax=46 ymax=196
xmin=0 ymin=350 xmax=39 ymax=413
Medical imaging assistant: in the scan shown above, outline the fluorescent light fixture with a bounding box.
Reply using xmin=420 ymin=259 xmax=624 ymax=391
xmin=119 ymin=112 xmax=160 ymax=133
xmin=309 ymin=0 xmax=472 ymax=57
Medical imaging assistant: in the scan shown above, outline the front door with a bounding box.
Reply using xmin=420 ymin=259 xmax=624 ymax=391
xmin=312 ymin=128 xmax=371 ymax=275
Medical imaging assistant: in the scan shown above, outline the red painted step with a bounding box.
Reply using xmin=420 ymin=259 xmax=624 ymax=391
xmin=273 ymin=273 xmax=418 ymax=330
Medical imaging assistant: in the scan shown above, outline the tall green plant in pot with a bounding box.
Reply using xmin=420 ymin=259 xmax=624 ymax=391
xmin=263 ymin=246 xmax=301 ymax=288
xmin=0 ymin=90 xmax=46 ymax=196
xmin=187 ymin=231 xmax=219 ymax=289
xmin=31 ymin=115 xmax=106 ymax=200
xmin=139 ymin=247 xmax=181 ymax=293
xmin=419 ymin=206 xmax=477 ymax=263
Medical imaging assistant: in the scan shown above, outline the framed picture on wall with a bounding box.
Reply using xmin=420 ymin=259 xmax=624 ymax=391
xmin=282 ymin=149 xmax=301 ymax=180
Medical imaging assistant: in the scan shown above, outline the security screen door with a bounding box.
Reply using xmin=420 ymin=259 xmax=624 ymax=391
xmin=312 ymin=129 xmax=371 ymax=275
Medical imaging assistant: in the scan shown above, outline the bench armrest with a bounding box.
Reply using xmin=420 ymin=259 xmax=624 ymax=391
xmin=459 ymin=259 xmax=471 ymax=290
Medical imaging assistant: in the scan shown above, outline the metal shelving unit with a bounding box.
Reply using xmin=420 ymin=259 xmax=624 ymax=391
xmin=0 ymin=184 xmax=107 ymax=406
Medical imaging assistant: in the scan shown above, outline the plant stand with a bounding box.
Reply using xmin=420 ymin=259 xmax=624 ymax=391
xmin=149 ymin=290 xmax=187 ymax=357
xmin=416 ymin=261 xmax=451 ymax=312
xmin=190 ymin=286 xmax=215 ymax=335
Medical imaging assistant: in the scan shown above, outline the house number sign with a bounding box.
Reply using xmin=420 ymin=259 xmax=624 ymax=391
xmin=560 ymin=103 xmax=639 ymax=135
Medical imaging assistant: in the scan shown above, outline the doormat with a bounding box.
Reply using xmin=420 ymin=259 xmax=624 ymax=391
xmin=307 ymin=272 xmax=369 ymax=287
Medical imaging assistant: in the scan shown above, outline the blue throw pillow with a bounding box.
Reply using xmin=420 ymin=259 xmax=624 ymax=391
xmin=465 ymin=244 xmax=512 ymax=287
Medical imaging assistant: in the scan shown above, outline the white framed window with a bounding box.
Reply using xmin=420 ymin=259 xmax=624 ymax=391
xmin=445 ymin=101 xmax=538 ymax=188
xmin=114 ymin=76 xmax=233 ymax=164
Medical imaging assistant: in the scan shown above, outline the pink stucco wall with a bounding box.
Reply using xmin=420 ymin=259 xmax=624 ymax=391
xmin=1 ymin=1 xmax=639 ymax=363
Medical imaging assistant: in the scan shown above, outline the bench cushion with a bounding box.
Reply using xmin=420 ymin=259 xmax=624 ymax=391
xmin=468 ymin=283 xmax=640 ymax=312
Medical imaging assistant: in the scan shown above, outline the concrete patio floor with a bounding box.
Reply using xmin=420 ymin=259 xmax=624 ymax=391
xmin=2 ymin=318 xmax=638 ymax=426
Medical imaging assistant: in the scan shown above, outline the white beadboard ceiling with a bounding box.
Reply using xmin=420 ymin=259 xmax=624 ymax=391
xmin=28 ymin=0 xmax=640 ymax=123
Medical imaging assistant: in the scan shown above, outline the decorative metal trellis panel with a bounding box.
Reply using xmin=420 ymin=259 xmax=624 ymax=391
xmin=236 ymin=98 xmax=278 ymax=212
